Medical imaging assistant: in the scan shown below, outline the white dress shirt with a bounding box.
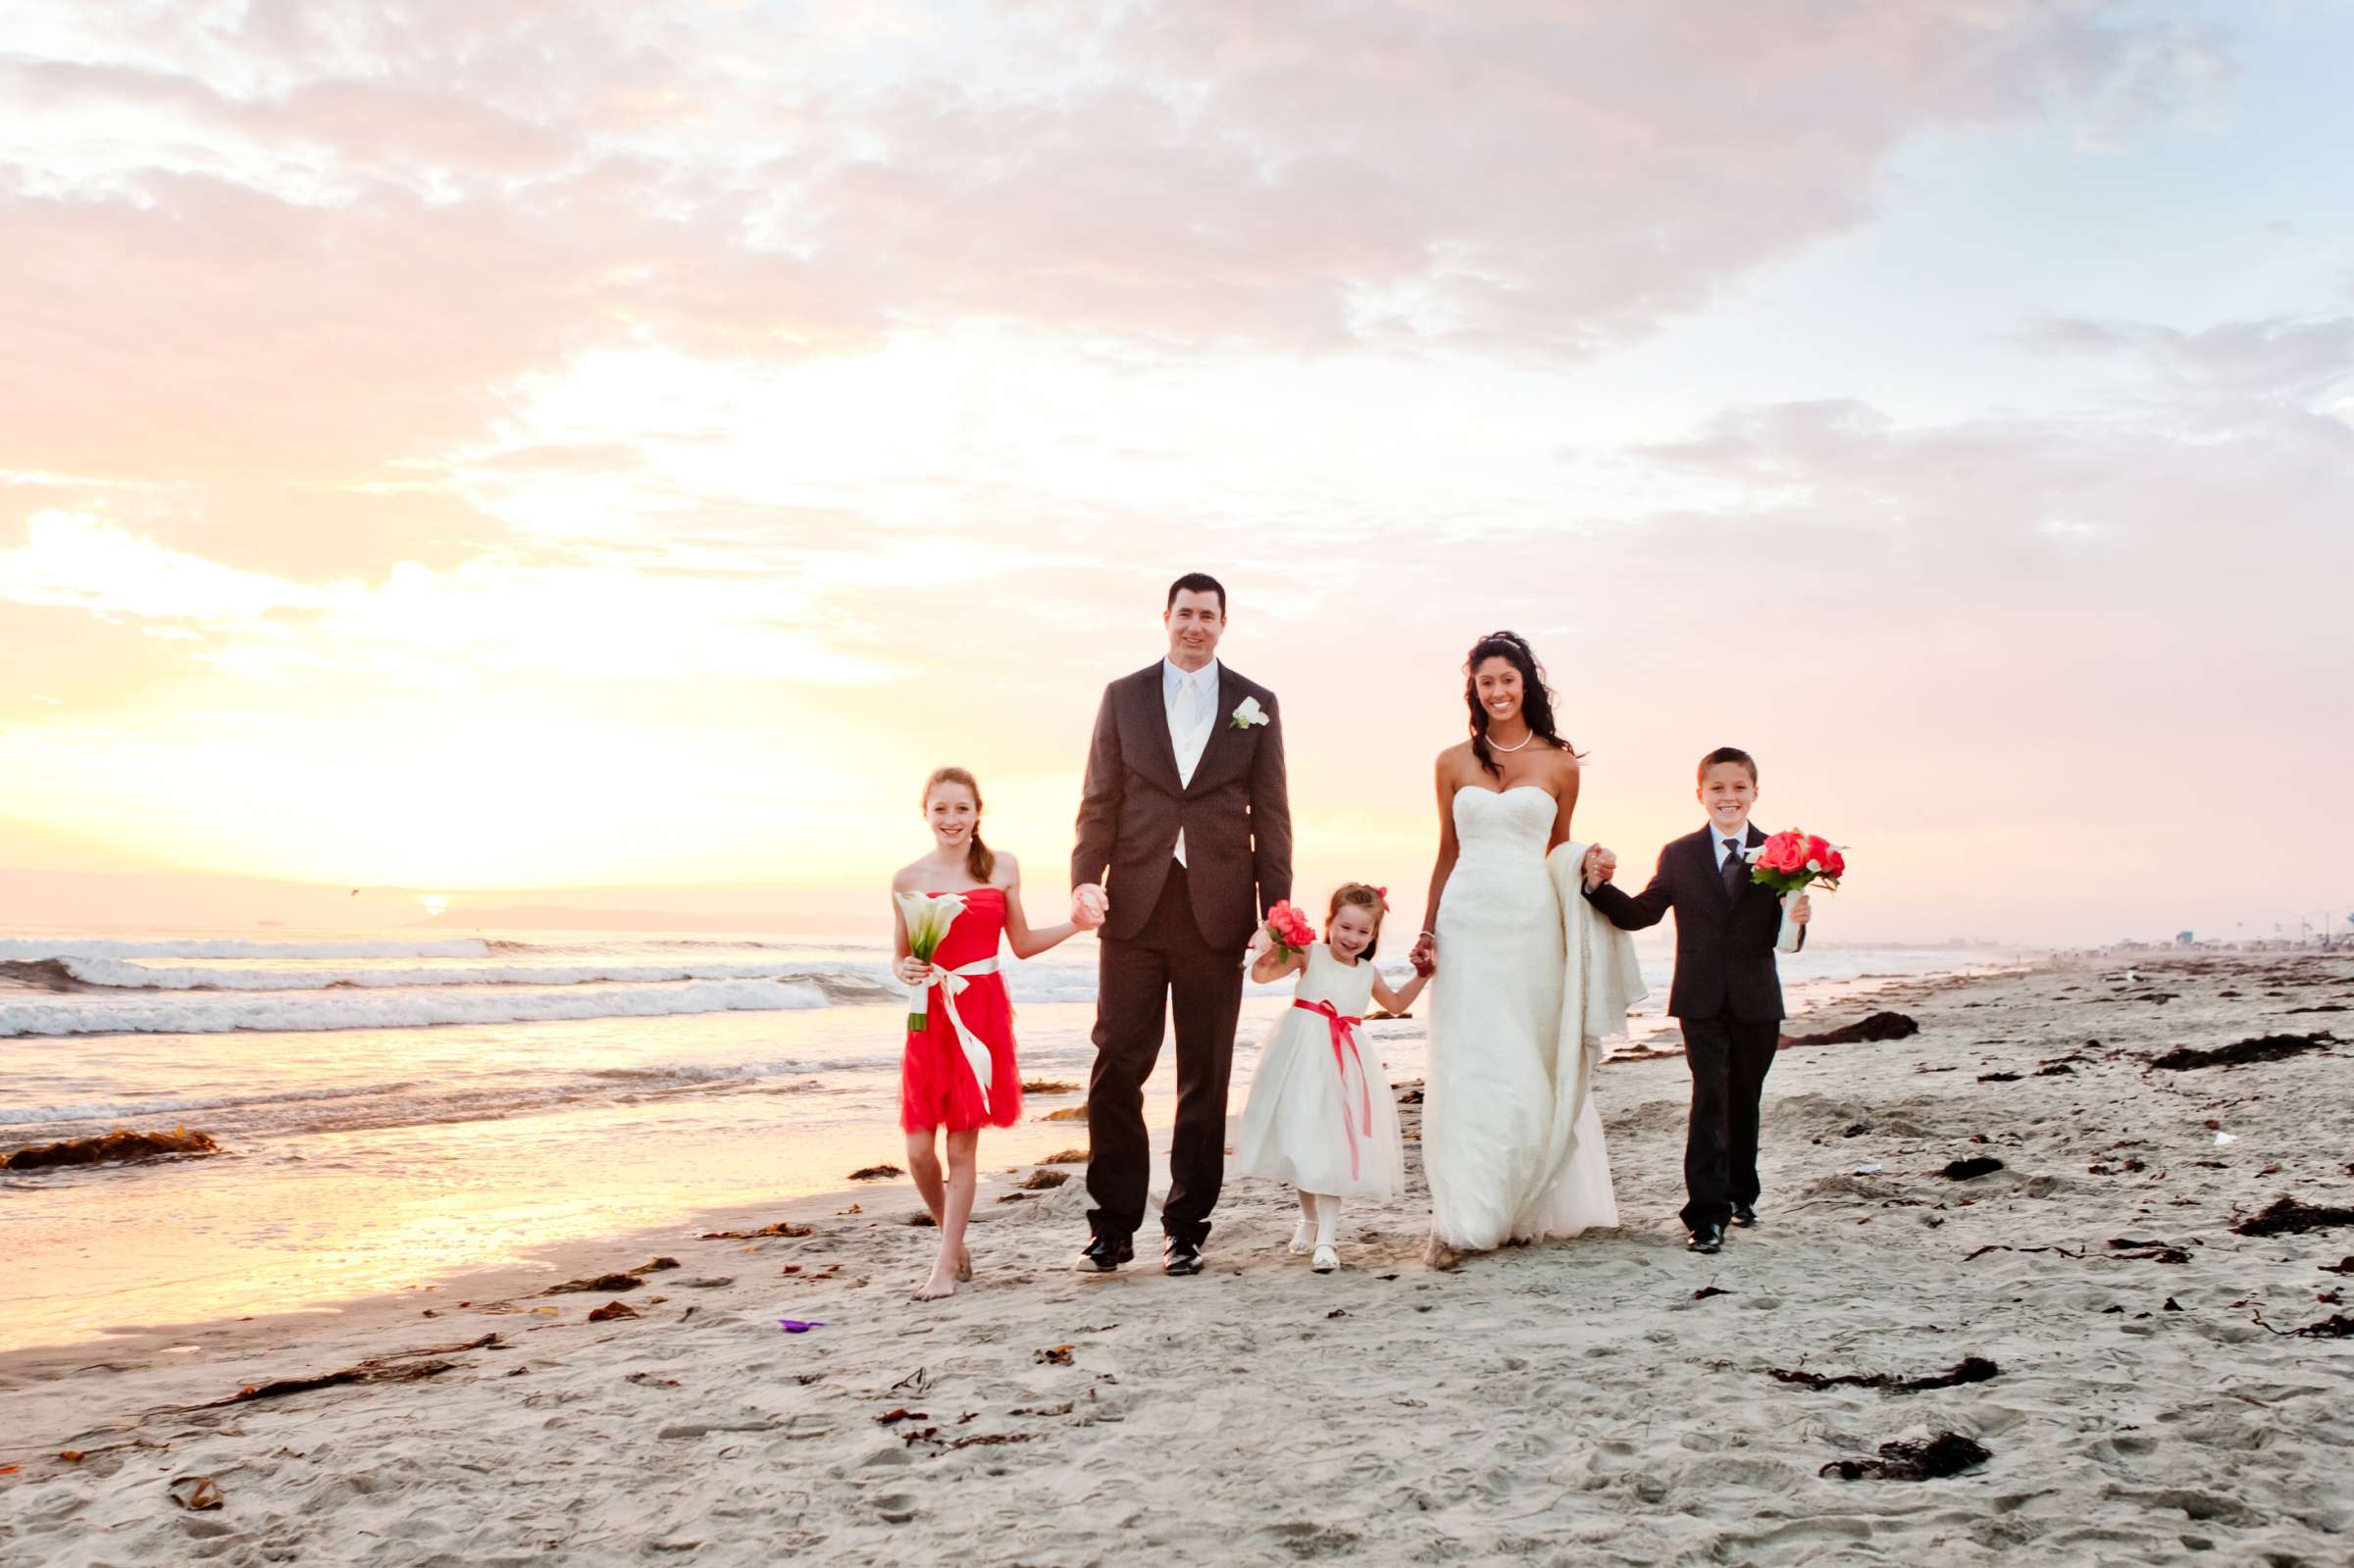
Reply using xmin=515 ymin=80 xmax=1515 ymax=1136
xmin=1162 ymin=656 xmax=1219 ymax=866
xmin=1714 ymin=826 xmax=1751 ymax=872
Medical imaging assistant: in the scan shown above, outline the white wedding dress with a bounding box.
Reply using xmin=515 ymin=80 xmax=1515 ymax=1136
xmin=1425 ymin=785 xmax=1647 ymax=1249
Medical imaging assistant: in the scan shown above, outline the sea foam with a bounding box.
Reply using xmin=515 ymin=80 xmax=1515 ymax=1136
xmin=0 ymin=978 xmax=828 ymax=1038
xmin=0 ymin=936 xmax=495 ymax=961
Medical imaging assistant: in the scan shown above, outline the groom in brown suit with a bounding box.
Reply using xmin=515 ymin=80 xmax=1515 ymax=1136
xmin=1072 ymin=573 xmax=1292 ymax=1274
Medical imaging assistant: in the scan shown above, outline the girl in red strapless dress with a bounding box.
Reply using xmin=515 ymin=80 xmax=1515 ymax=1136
xmin=892 ymin=767 xmax=1097 ymax=1301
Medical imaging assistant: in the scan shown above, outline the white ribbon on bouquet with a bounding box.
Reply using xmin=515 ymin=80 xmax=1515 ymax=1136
xmin=922 ymin=956 xmax=1002 ymax=1113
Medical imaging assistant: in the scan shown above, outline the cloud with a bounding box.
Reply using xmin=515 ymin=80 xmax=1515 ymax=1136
xmin=0 ymin=0 xmax=2219 ymax=498
xmin=0 ymin=510 xmax=888 ymax=683
xmin=0 ymin=509 xmax=333 ymax=619
xmin=2023 ymin=315 xmax=2354 ymax=404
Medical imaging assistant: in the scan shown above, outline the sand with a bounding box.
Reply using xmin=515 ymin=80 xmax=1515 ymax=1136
xmin=3 ymin=951 xmax=2350 ymax=1566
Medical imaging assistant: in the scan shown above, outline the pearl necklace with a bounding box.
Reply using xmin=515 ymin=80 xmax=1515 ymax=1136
xmin=1488 ymin=727 xmax=1535 ymax=753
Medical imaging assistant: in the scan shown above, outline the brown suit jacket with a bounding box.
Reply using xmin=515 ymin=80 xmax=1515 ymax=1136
xmin=1583 ymin=823 xmax=1804 ymax=1021
xmin=1072 ymin=662 xmax=1292 ymax=950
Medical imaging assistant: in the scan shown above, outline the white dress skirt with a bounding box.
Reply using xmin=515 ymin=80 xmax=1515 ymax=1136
xmin=1236 ymin=943 xmax=1407 ymax=1200
xmin=1425 ymin=786 xmax=1625 ymax=1249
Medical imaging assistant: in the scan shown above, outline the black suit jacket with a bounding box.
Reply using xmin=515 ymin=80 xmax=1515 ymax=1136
xmin=1072 ymin=662 xmax=1293 ymax=950
xmin=1584 ymin=824 xmax=1803 ymax=1021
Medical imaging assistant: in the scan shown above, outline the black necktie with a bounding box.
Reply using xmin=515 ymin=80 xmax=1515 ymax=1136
xmin=1721 ymin=837 xmax=1746 ymax=897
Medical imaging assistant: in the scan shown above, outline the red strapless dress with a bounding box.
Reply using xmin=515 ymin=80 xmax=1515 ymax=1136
xmin=900 ymin=887 xmax=1023 ymax=1133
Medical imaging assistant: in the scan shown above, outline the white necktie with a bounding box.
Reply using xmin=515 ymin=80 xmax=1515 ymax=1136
xmin=1174 ymin=673 xmax=1206 ymax=866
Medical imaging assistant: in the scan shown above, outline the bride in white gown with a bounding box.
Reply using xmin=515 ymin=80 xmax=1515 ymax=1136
xmin=1407 ymin=632 xmax=1648 ymax=1266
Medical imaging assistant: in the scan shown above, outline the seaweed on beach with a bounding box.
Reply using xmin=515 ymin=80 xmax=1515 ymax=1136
xmin=1939 ymin=1157 xmax=2005 ymax=1180
xmin=1016 ymin=1168 xmax=1069 ymax=1190
xmin=1819 ymin=1433 xmax=1990 ymax=1481
xmin=699 ymin=1220 xmax=813 ymax=1239
xmin=1041 ymin=1148 xmax=1088 ymax=1164
xmin=1975 ymin=1072 xmax=2021 ymax=1083
xmin=2320 ymin=1257 xmax=2354 ymax=1276
xmin=1019 ymin=1080 xmax=1080 ymax=1094
xmin=1791 ymin=1012 xmax=1919 ymax=1045
xmin=2 ymin=1127 xmax=221 ymax=1171
xmin=542 ymin=1257 xmax=678 ymax=1294
xmin=1770 ymin=1355 xmax=1998 ymax=1393
xmin=1972 ymin=1238 xmax=2185 ymax=1264
xmin=217 ymin=1334 xmax=501 ymax=1405
xmin=847 ymin=1164 xmax=903 ymax=1181
xmin=2105 ymin=1238 xmax=2190 ymax=1264
xmin=2231 ymin=1197 xmax=2354 ymax=1238
xmin=2252 ymin=1310 xmax=2354 ymax=1340
xmin=2147 ymin=1032 xmax=2334 ymax=1071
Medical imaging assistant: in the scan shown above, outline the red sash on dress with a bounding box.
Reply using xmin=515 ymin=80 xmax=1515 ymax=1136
xmin=1294 ymin=997 xmax=1373 ymax=1181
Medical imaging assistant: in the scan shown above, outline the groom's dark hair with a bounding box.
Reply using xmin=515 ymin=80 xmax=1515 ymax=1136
xmin=1698 ymin=746 xmax=1758 ymax=785
xmin=1165 ymin=572 xmax=1226 ymax=615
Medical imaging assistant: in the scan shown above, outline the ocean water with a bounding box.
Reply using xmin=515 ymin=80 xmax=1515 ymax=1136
xmin=0 ymin=926 xmax=2027 ymax=1352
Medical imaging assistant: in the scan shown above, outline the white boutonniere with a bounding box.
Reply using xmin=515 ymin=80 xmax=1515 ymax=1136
xmin=1230 ymin=695 xmax=1270 ymax=731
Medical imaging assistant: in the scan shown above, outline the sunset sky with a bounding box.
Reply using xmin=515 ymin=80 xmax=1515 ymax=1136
xmin=3 ymin=1 xmax=2349 ymax=945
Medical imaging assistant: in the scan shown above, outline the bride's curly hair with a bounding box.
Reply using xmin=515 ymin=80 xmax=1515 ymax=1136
xmin=1463 ymin=631 xmax=1579 ymax=779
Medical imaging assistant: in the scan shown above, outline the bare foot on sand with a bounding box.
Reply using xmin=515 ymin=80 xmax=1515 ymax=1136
xmin=1421 ymin=1235 xmax=1463 ymax=1271
xmin=956 ymin=1248 xmax=974 ymax=1283
xmin=913 ymin=1262 xmax=959 ymax=1301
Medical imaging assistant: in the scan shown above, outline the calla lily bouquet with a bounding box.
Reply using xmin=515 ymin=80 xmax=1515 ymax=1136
xmin=896 ymin=890 xmax=968 ymax=1031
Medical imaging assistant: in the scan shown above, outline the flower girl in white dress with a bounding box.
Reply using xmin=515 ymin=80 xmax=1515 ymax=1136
xmin=1236 ymin=885 xmax=1427 ymax=1273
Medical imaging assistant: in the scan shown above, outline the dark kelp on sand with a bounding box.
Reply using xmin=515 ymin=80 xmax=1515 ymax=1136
xmin=1820 ymin=1433 xmax=1991 ymax=1482
xmin=1790 ymin=1012 xmax=1919 ymax=1046
xmin=1 ymin=1127 xmax=222 ymax=1171
xmin=2147 ymin=1032 xmax=2334 ymax=1071
xmin=1770 ymin=1356 xmax=1999 ymax=1393
xmin=541 ymin=1257 xmax=679 ymax=1294
xmin=2231 ymin=1197 xmax=2354 ymax=1238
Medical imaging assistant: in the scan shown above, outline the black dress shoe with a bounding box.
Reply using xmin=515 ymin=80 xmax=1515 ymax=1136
xmin=1730 ymin=1206 xmax=1758 ymax=1229
xmin=1079 ymin=1234 xmax=1133 ymax=1272
xmin=1161 ymin=1237 xmax=1204 ymax=1276
xmin=1687 ymin=1224 xmax=1724 ymax=1254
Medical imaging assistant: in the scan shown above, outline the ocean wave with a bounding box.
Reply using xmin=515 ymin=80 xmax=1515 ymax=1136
xmin=0 ymin=979 xmax=830 ymax=1039
xmin=0 ymin=936 xmax=494 ymax=961
xmin=0 ymin=959 xmax=90 ymax=993
xmin=0 ymin=1080 xmax=423 ymax=1131
xmin=56 ymin=957 xmax=897 ymax=1002
xmin=587 ymin=1053 xmax=896 ymax=1086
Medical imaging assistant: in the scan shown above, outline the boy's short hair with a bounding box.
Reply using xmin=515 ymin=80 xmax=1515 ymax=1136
xmin=1165 ymin=572 xmax=1227 ymax=615
xmin=1697 ymin=746 xmax=1758 ymax=786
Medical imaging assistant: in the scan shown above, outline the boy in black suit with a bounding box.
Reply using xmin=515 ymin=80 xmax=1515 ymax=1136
xmin=1581 ymin=747 xmax=1811 ymax=1255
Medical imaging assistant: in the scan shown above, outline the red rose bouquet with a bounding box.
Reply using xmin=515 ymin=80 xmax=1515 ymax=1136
xmin=1746 ymin=831 xmax=1845 ymax=953
xmin=1261 ymin=899 xmax=1317 ymax=962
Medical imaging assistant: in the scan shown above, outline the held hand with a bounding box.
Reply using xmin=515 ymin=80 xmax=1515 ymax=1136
xmin=1791 ymin=892 xmax=1813 ymax=927
xmin=1071 ymin=884 xmax=1108 ymax=930
xmin=896 ymin=956 xmax=937 ymax=986
xmin=1243 ymin=926 xmax=1274 ymax=970
xmin=1408 ymin=931 xmax=1437 ymax=978
xmin=1582 ymin=845 xmax=1617 ymax=889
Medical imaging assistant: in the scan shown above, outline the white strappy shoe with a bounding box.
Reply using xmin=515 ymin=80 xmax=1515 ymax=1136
xmin=1289 ymin=1219 xmax=1314 ymax=1255
xmin=1311 ymin=1243 xmax=1339 ymax=1274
